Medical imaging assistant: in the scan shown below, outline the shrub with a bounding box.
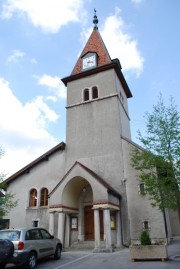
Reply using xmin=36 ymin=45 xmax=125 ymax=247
xmin=140 ymin=230 xmax=151 ymax=245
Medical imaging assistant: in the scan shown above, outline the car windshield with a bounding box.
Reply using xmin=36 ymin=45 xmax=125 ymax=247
xmin=0 ymin=230 xmax=20 ymax=241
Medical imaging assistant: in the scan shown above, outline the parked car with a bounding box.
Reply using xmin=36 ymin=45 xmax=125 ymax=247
xmin=0 ymin=227 xmax=62 ymax=269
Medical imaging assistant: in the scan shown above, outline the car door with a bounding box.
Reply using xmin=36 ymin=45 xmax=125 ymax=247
xmin=27 ymin=229 xmax=44 ymax=259
xmin=38 ymin=229 xmax=56 ymax=257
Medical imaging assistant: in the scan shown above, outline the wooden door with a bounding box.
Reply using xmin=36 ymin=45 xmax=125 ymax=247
xmin=84 ymin=206 xmax=94 ymax=240
xmin=84 ymin=206 xmax=104 ymax=240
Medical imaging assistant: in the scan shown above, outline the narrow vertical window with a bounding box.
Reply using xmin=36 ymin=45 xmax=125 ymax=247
xmin=84 ymin=88 xmax=89 ymax=101
xmin=139 ymin=183 xmax=145 ymax=195
xmin=40 ymin=188 xmax=48 ymax=206
xmin=29 ymin=189 xmax=37 ymax=207
xmin=92 ymin=86 xmax=98 ymax=99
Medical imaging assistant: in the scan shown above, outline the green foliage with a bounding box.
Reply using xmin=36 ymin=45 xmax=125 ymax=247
xmin=131 ymin=95 xmax=180 ymax=215
xmin=0 ymin=187 xmax=18 ymax=218
xmin=0 ymin=146 xmax=18 ymax=217
xmin=140 ymin=230 xmax=151 ymax=245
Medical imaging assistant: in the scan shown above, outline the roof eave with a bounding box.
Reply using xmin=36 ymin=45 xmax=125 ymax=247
xmin=62 ymin=61 xmax=132 ymax=98
xmin=5 ymin=142 xmax=66 ymax=184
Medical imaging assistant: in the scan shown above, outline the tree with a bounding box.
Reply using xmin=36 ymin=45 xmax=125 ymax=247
xmin=131 ymin=94 xmax=180 ymax=221
xmin=0 ymin=146 xmax=17 ymax=218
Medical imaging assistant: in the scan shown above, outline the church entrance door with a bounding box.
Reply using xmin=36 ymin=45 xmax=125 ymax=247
xmin=84 ymin=206 xmax=104 ymax=240
xmin=84 ymin=206 xmax=94 ymax=240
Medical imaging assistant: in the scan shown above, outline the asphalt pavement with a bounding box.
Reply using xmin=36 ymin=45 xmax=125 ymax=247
xmin=6 ymin=236 xmax=180 ymax=269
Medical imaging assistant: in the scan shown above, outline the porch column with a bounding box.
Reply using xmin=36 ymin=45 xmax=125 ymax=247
xmin=94 ymin=208 xmax=100 ymax=249
xmin=57 ymin=212 xmax=65 ymax=245
xmin=64 ymin=214 xmax=70 ymax=248
xmin=49 ymin=212 xmax=55 ymax=235
xmin=78 ymin=197 xmax=84 ymax=241
xmin=103 ymin=208 xmax=112 ymax=251
xmin=116 ymin=210 xmax=122 ymax=247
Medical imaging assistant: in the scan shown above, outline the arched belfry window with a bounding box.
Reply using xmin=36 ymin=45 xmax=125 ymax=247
xmin=40 ymin=188 xmax=48 ymax=206
xmin=84 ymin=88 xmax=89 ymax=101
xmin=92 ymin=86 xmax=98 ymax=99
xmin=29 ymin=188 xmax=37 ymax=207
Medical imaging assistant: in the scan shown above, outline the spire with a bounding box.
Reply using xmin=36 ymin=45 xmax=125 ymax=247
xmin=93 ymin=9 xmax=98 ymax=30
xmin=71 ymin=10 xmax=111 ymax=75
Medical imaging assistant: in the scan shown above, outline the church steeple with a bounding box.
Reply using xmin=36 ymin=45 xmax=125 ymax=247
xmin=62 ymin=11 xmax=132 ymax=99
xmin=71 ymin=10 xmax=111 ymax=76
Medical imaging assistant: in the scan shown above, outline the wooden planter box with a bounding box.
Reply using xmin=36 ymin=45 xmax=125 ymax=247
xmin=130 ymin=244 xmax=167 ymax=262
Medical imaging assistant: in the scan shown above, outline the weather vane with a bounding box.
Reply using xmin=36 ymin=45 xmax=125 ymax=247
xmin=93 ymin=8 xmax=98 ymax=30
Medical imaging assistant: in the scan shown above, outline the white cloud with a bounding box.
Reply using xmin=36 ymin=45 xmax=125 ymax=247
xmin=81 ymin=8 xmax=144 ymax=77
xmin=1 ymin=0 xmax=85 ymax=33
xmin=101 ymin=8 xmax=144 ymax=77
xmin=35 ymin=74 xmax=67 ymax=99
xmin=0 ymin=77 xmax=59 ymax=176
xmin=6 ymin=49 xmax=25 ymax=64
xmin=6 ymin=49 xmax=37 ymax=65
xmin=46 ymin=96 xmax=58 ymax=102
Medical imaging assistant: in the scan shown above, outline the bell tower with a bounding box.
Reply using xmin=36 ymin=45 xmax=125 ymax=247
xmin=62 ymin=11 xmax=132 ymax=179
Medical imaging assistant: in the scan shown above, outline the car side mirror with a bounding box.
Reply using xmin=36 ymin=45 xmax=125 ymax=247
xmin=50 ymin=235 xmax=54 ymax=239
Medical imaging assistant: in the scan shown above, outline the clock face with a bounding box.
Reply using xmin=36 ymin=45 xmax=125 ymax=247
xmin=82 ymin=55 xmax=96 ymax=70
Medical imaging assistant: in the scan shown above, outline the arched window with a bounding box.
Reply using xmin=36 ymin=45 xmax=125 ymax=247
xmin=40 ymin=188 xmax=48 ymax=206
xmin=92 ymin=86 xmax=98 ymax=99
xmin=83 ymin=88 xmax=89 ymax=101
xmin=29 ymin=189 xmax=37 ymax=207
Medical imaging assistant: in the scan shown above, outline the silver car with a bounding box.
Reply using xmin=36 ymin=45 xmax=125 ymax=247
xmin=0 ymin=227 xmax=62 ymax=269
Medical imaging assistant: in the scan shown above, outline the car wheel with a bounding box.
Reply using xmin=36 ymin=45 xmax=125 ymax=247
xmin=23 ymin=251 xmax=37 ymax=269
xmin=0 ymin=263 xmax=6 ymax=269
xmin=54 ymin=244 xmax=62 ymax=260
xmin=0 ymin=239 xmax=14 ymax=261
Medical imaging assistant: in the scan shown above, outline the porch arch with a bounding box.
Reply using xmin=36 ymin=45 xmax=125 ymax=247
xmin=62 ymin=176 xmax=93 ymax=209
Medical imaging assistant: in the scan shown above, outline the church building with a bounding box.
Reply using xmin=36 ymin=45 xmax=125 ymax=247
xmin=4 ymin=12 xmax=179 ymax=251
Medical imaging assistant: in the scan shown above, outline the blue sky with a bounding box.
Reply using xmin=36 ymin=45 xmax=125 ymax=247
xmin=0 ymin=0 xmax=179 ymax=177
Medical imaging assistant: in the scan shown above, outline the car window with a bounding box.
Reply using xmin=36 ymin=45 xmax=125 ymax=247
xmin=40 ymin=229 xmax=52 ymax=239
xmin=27 ymin=229 xmax=42 ymax=240
xmin=0 ymin=230 xmax=20 ymax=241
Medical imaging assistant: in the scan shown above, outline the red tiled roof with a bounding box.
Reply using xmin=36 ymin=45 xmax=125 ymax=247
xmin=71 ymin=28 xmax=111 ymax=75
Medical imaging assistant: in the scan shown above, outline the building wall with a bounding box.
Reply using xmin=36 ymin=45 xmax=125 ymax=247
xmin=168 ymin=210 xmax=180 ymax=236
xmin=115 ymin=73 xmax=131 ymax=139
xmin=122 ymin=139 xmax=167 ymax=243
xmin=6 ymin=149 xmax=66 ymax=229
xmin=66 ymin=70 xmax=117 ymax=106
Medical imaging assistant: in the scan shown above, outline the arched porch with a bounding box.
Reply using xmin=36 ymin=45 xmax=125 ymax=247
xmin=48 ymin=162 xmax=122 ymax=252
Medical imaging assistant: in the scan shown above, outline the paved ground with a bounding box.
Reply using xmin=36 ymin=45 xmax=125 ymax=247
xmin=6 ymin=237 xmax=180 ymax=269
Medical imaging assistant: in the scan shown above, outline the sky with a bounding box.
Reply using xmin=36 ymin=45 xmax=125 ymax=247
xmin=0 ymin=0 xmax=179 ymax=178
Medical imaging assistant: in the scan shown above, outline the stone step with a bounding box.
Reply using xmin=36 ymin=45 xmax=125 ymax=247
xmin=66 ymin=240 xmax=109 ymax=252
xmin=68 ymin=240 xmax=96 ymax=250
